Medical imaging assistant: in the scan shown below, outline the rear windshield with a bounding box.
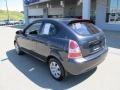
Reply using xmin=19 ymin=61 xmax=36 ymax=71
xmin=69 ymin=22 xmax=100 ymax=35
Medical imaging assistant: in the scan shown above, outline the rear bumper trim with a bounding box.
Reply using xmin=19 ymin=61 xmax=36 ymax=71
xmin=62 ymin=48 xmax=108 ymax=75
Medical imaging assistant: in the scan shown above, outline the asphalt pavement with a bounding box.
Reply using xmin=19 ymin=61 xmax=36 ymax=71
xmin=0 ymin=26 xmax=120 ymax=90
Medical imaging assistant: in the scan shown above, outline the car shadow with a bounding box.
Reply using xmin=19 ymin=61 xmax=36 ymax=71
xmin=6 ymin=49 xmax=96 ymax=90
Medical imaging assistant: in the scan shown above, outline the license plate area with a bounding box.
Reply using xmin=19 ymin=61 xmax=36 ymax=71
xmin=91 ymin=45 xmax=101 ymax=53
xmin=93 ymin=45 xmax=100 ymax=50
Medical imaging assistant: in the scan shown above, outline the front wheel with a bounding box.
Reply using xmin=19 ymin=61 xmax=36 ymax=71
xmin=49 ymin=58 xmax=66 ymax=81
xmin=14 ymin=42 xmax=23 ymax=55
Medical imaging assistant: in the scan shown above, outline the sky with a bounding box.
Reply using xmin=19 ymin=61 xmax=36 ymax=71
xmin=0 ymin=0 xmax=23 ymax=11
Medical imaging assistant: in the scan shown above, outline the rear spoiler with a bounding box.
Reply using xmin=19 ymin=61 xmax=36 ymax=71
xmin=68 ymin=19 xmax=93 ymax=25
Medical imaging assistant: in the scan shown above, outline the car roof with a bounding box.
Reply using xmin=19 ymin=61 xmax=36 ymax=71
xmin=34 ymin=18 xmax=91 ymax=25
xmin=54 ymin=18 xmax=81 ymax=24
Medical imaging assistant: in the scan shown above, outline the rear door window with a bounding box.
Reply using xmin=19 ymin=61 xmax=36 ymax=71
xmin=41 ymin=23 xmax=57 ymax=36
xmin=69 ymin=22 xmax=100 ymax=35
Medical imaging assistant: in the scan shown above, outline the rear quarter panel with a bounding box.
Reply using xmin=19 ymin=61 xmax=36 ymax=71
xmin=48 ymin=37 xmax=69 ymax=62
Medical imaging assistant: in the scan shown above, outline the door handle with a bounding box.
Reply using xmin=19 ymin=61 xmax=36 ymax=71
xmin=43 ymin=41 xmax=51 ymax=46
xmin=47 ymin=41 xmax=50 ymax=44
xmin=31 ymin=39 xmax=35 ymax=41
xmin=47 ymin=41 xmax=53 ymax=46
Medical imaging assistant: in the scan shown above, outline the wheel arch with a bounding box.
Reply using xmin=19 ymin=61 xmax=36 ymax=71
xmin=47 ymin=50 xmax=63 ymax=63
xmin=47 ymin=55 xmax=61 ymax=64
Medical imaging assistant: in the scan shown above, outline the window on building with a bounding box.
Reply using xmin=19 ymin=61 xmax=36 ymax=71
xmin=106 ymin=0 xmax=120 ymax=24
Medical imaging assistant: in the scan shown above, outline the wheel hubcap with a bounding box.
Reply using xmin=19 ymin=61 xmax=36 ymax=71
xmin=50 ymin=61 xmax=61 ymax=78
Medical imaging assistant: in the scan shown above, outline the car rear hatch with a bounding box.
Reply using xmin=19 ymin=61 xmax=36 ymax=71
xmin=68 ymin=20 xmax=106 ymax=57
xmin=78 ymin=34 xmax=105 ymax=57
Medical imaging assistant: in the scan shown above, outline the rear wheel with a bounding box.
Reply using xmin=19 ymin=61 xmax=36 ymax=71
xmin=49 ymin=58 xmax=66 ymax=81
xmin=14 ymin=42 xmax=23 ymax=55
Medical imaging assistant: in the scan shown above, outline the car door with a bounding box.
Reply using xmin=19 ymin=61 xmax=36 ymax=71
xmin=17 ymin=21 xmax=42 ymax=53
xmin=35 ymin=22 xmax=58 ymax=58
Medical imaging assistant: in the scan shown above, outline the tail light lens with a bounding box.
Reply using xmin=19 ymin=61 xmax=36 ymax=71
xmin=68 ymin=40 xmax=82 ymax=59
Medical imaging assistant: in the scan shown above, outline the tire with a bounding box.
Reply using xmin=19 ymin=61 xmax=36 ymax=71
xmin=14 ymin=42 xmax=23 ymax=55
xmin=49 ymin=58 xmax=66 ymax=81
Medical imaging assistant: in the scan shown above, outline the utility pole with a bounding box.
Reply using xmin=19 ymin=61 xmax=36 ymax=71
xmin=5 ymin=0 xmax=9 ymax=22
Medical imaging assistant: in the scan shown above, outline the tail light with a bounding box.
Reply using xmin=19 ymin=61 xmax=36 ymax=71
xmin=68 ymin=40 xmax=82 ymax=59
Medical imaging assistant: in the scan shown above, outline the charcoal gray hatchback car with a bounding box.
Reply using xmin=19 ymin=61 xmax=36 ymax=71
xmin=14 ymin=18 xmax=108 ymax=81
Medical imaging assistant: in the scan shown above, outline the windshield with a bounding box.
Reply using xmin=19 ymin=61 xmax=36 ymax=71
xmin=69 ymin=22 xmax=100 ymax=35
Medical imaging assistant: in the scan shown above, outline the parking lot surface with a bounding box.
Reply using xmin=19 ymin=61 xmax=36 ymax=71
xmin=0 ymin=25 xmax=120 ymax=90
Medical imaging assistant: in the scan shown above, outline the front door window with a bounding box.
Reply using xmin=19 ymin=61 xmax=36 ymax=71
xmin=25 ymin=22 xmax=42 ymax=36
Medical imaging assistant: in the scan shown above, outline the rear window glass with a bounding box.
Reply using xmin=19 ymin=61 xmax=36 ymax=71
xmin=69 ymin=22 xmax=100 ymax=35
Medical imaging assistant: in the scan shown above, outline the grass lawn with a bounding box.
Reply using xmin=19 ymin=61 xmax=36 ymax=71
xmin=0 ymin=10 xmax=24 ymax=20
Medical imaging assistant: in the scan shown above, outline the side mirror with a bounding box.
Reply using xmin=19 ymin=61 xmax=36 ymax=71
xmin=16 ymin=30 xmax=23 ymax=34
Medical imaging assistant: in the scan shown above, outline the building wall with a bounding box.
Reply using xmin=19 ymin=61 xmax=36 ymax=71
xmin=64 ymin=0 xmax=82 ymax=17
xmin=48 ymin=0 xmax=64 ymax=16
xmin=27 ymin=4 xmax=45 ymax=23
xmin=24 ymin=0 xmax=120 ymax=31
xmin=28 ymin=8 xmax=43 ymax=16
xmin=48 ymin=8 xmax=64 ymax=16
xmin=24 ymin=4 xmax=29 ymax=25
xmin=91 ymin=0 xmax=96 ymax=15
xmin=25 ymin=0 xmax=83 ymax=23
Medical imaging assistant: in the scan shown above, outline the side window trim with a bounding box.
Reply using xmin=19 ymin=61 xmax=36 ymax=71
xmin=23 ymin=22 xmax=35 ymax=34
xmin=38 ymin=22 xmax=44 ymax=35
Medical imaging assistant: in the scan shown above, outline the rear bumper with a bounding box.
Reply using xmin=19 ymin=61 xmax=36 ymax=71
xmin=62 ymin=48 xmax=108 ymax=75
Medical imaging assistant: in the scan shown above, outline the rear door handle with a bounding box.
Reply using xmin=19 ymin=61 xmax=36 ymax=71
xmin=42 ymin=41 xmax=51 ymax=46
xmin=47 ymin=41 xmax=51 ymax=44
